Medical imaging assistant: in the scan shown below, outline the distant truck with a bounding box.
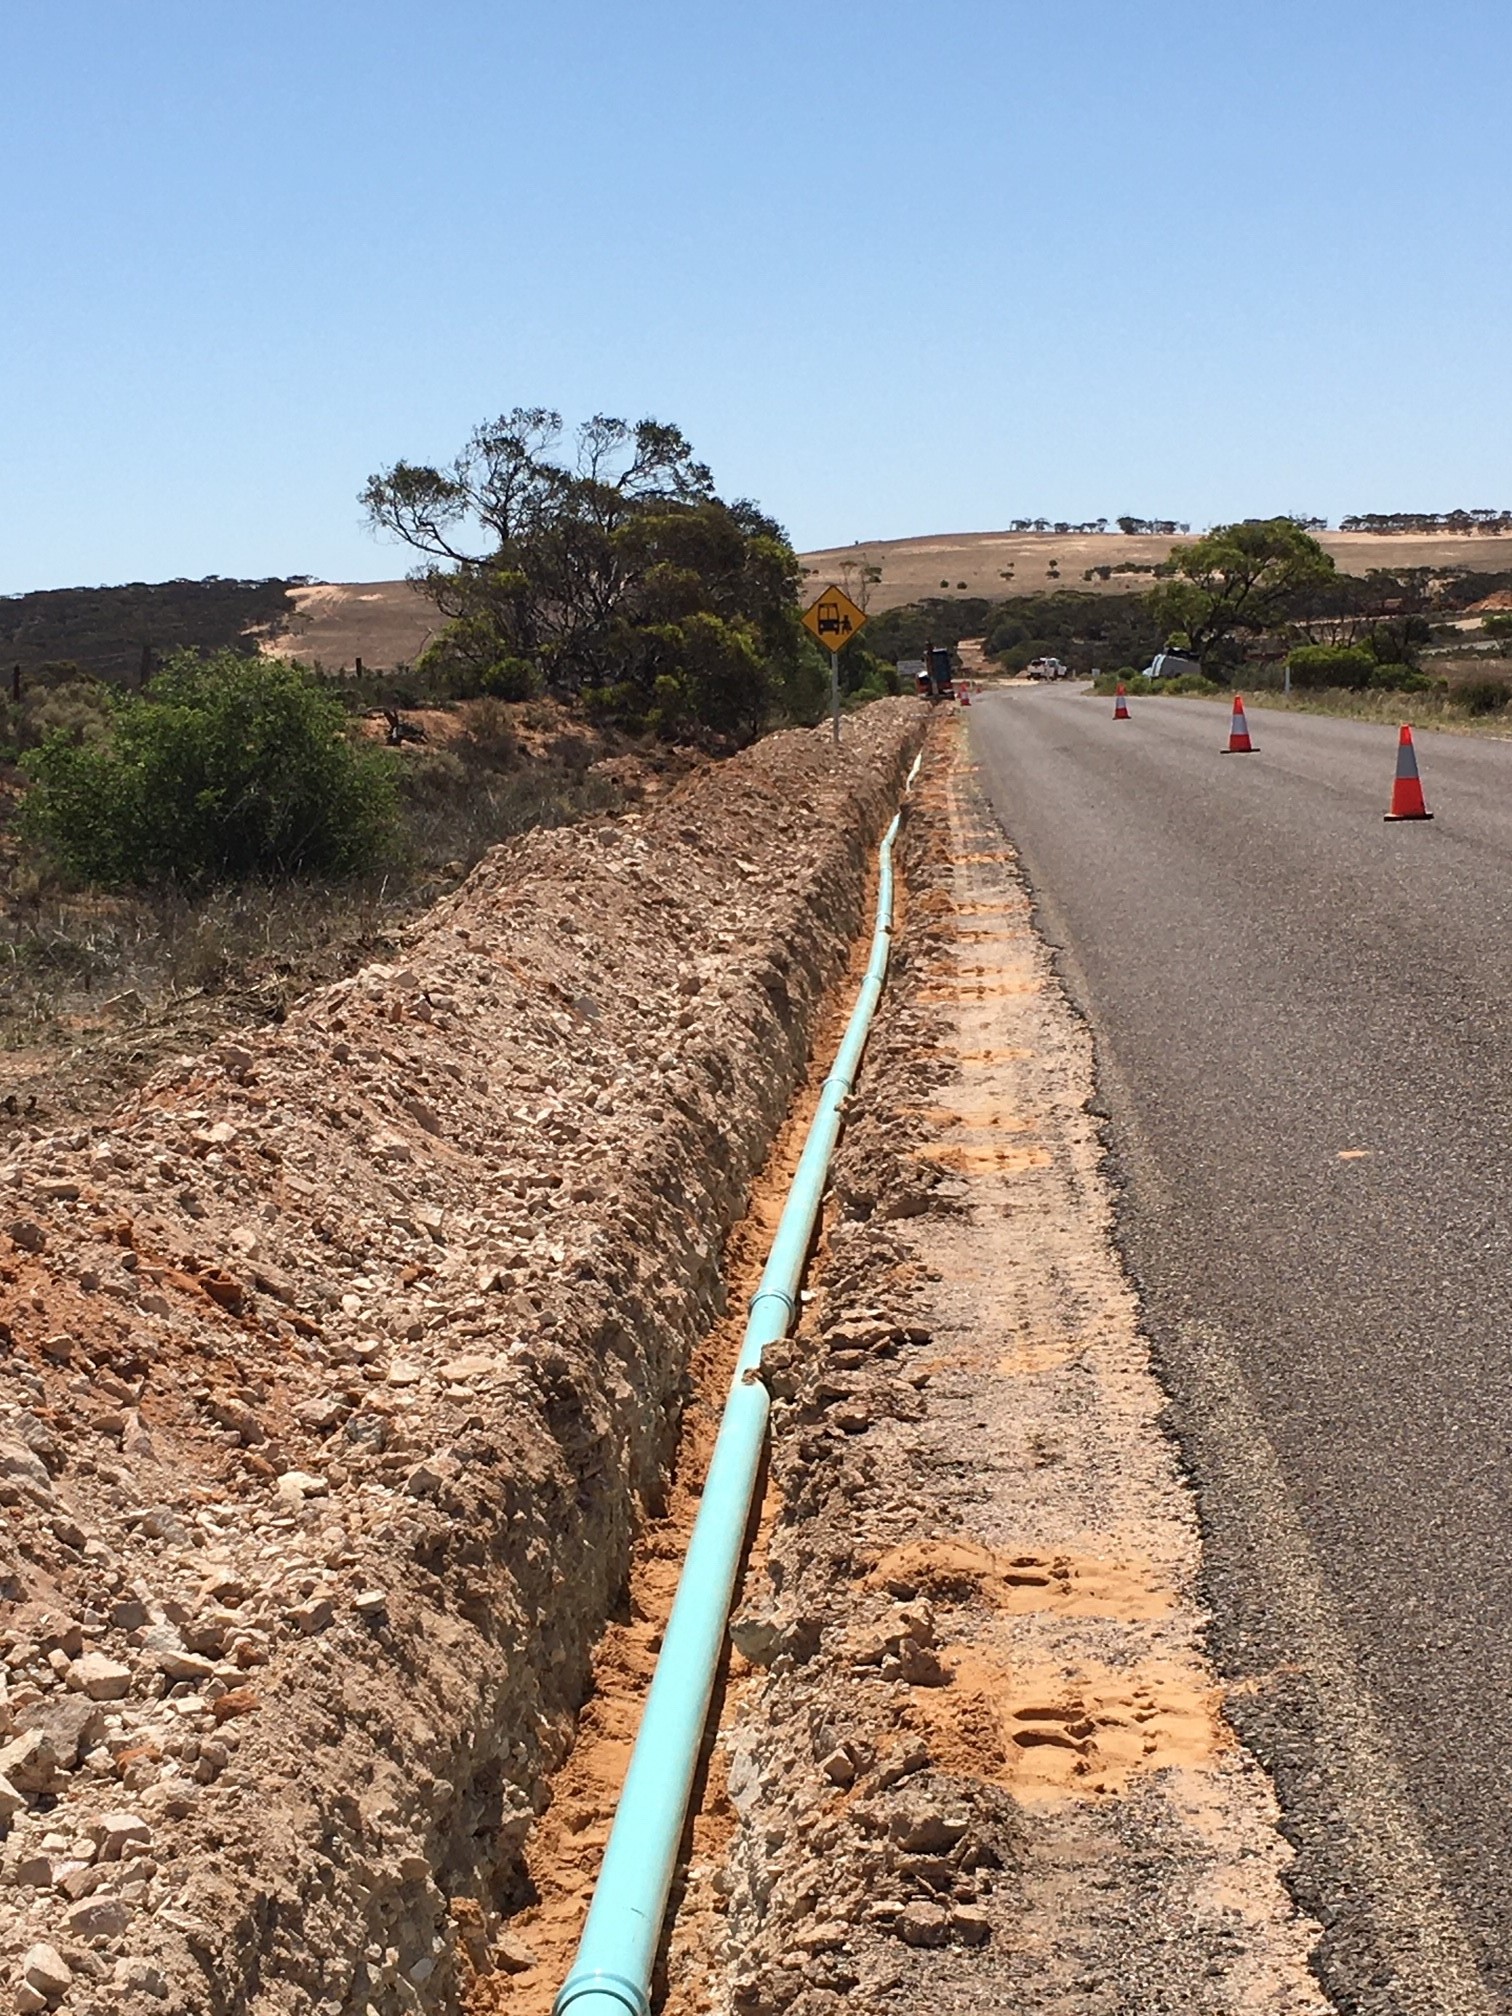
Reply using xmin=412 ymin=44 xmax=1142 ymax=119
xmin=1141 ymin=650 xmax=1202 ymax=680
xmin=914 ymin=644 xmax=956 ymax=703
xmin=1026 ymin=656 xmax=1071 ymax=681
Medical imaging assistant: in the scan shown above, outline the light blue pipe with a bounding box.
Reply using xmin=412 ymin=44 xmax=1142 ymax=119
xmin=553 ymin=797 xmax=908 ymax=2016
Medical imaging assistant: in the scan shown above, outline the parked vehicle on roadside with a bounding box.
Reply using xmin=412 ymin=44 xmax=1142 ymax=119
xmin=1141 ymin=650 xmax=1202 ymax=680
xmin=1026 ymin=656 xmax=1070 ymax=681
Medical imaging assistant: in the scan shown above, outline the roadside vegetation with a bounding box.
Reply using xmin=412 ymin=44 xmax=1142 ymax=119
xmin=17 ymin=480 xmax=1512 ymax=1117
xmin=863 ymin=515 xmax=1512 ymax=734
xmin=0 ymin=669 xmax=635 ymax=1113
xmin=2 ymin=406 xmax=901 ymax=1112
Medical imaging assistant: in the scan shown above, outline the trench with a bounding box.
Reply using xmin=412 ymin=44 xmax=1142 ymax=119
xmin=465 ymin=847 xmax=904 ymax=2016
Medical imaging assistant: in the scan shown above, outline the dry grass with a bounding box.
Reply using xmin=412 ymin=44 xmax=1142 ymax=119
xmin=1241 ymin=685 xmax=1512 ymax=737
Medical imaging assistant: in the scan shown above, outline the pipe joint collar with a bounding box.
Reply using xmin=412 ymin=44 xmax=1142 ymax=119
xmin=553 ymin=1971 xmax=651 ymax=2016
xmin=747 ymin=1286 xmax=795 ymax=1318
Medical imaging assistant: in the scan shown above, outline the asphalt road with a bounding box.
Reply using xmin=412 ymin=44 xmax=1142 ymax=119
xmin=967 ymin=686 xmax=1512 ymax=2016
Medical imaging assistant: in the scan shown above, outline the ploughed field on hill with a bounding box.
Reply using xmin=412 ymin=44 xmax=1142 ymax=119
xmin=797 ymin=528 xmax=1512 ymax=612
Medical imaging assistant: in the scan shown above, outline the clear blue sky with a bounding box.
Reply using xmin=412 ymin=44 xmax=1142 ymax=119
xmin=4 ymin=0 xmax=1510 ymax=592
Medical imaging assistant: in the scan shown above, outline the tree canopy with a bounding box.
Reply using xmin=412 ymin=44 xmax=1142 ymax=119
xmin=362 ymin=410 xmax=807 ymax=740
xmin=1149 ymin=518 xmax=1336 ymax=672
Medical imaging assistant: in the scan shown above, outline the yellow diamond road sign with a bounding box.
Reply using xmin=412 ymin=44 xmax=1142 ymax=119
xmin=802 ymin=584 xmax=867 ymax=652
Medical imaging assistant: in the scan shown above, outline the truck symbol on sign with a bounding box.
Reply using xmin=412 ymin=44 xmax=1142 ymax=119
xmin=816 ymin=601 xmax=852 ymax=636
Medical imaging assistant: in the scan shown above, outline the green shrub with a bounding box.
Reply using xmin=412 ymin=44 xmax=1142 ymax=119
xmin=20 ymin=651 xmax=398 ymax=888
xmin=1286 ymin=644 xmax=1379 ymax=690
xmin=1364 ymin=661 xmax=1433 ymax=693
xmin=478 ymin=657 xmax=538 ymax=701
xmin=1285 ymin=643 xmax=1432 ymax=694
xmin=1090 ymin=668 xmax=1216 ymax=697
xmin=1092 ymin=671 xmax=1157 ymax=697
xmin=413 ymin=622 xmax=541 ymax=703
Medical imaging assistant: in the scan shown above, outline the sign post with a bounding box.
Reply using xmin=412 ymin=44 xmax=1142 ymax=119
xmin=800 ymin=584 xmax=868 ymax=746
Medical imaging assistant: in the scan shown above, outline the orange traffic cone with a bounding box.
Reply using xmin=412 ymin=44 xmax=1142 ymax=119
xmin=958 ymin=686 xmax=971 ymax=707
xmin=1384 ymin=724 xmax=1433 ymax=821
xmin=1221 ymin=694 xmax=1255 ymax=752
xmin=1113 ymin=683 xmax=1130 ymax=720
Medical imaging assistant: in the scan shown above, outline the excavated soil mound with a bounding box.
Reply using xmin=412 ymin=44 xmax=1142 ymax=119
xmin=0 ymin=703 xmax=921 ymax=2016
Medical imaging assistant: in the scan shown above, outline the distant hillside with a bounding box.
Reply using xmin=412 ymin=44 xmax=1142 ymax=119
xmin=798 ymin=529 xmax=1512 ymax=612
xmin=258 ymin=579 xmax=441 ymax=671
xmin=13 ymin=526 xmax=1512 ymax=686
xmin=0 ymin=576 xmax=303 ymax=687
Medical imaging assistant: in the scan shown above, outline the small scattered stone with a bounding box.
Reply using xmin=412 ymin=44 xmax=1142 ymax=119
xmin=0 ymin=1732 xmax=59 ymax=1795
xmin=951 ymin=1905 xmax=992 ymax=1946
xmin=0 ymin=1442 xmax=51 ymax=1490
xmin=440 ymin=1354 xmax=494 ymax=1384
xmin=493 ymin=1931 xmax=540 ymax=1975
xmin=896 ymin=1900 xmax=952 ymax=1949
xmin=198 ymin=1571 xmax=246 ymax=1607
xmin=211 ymin=1688 xmax=260 ymax=1723
xmin=63 ymin=1893 xmax=132 ymax=1938
xmin=90 ymin=1812 xmax=151 ymax=1861
xmin=793 ymin=1922 xmax=849 ymax=1954
xmin=16 ymin=1697 xmax=105 ymax=1766
xmin=290 ymin=1597 xmax=334 ymax=1635
xmin=20 ymin=1944 xmax=72 ymax=2000
xmin=890 ymin=1804 xmax=971 ymax=1855
xmin=75 ymin=1652 xmax=132 ymax=1702
xmin=897 ymin=1638 xmax=946 ymax=1687
xmin=199 ymin=1268 xmax=245 ymax=1309
xmin=820 ymin=1746 xmax=856 ymax=1787
xmin=250 ymin=1264 xmax=296 ymax=1305
xmin=875 ymin=1742 xmax=931 ymax=1788
xmin=353 ymin=1590 xmax=388 ymax=1618
xmin=142 ymin=1630 xmax=214 ymax=1683
xmin=113 ymin=1958 xmax=169 ymax=1999
xmin=275 ymin=1469 xmax=328 ymax=1504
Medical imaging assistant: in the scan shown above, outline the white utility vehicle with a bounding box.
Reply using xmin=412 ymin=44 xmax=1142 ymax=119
xmin=1141 ymin=650 xmax=1202 ymax=680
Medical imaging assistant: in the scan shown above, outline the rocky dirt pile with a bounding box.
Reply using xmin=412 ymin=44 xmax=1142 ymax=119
xmin=0 ymin=701 xmax=920 ymax=2016
xmin=718 ymin=758 xmax=998 ymax=2013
